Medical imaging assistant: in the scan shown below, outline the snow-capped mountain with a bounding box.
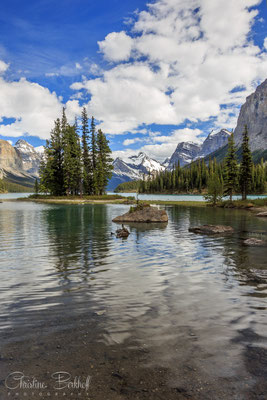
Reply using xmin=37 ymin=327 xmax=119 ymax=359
xmin=108 ymin=152 xmax=165 ymax=190
xmin=0 ymin=139 xmax=39 ymax=188
xmin=167 ymin=142 xmax=201 ymax=169
xmin=199 ymin=129 xmax=232 ymax=157
xmin=14 ymin=139 xmax=43 ymax=176
xmin=167 ymin=129 xmax=232 ymax=169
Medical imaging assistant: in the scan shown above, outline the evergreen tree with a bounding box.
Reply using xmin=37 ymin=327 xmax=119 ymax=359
xmin=96 ymin=129 xmax=113 ymax=195
xmin=40 ymin=118 xmax=64 ymax=196
xmin=239 ymin=125 xmax=253 ymax=200
xmin=224 ymin=134 xmax=238 ymax=202
xmin=204 ymin=174 xmax=223 ymax=206
xmin=90 ymin=116 xmax=98 ymax=194
xmin=63 ymin=124 xmax=82 ymax=195
xmin=34 ymin=178 xmax=39 ymax=194
xmin=81 ymin=107 xmax=93 ymax=195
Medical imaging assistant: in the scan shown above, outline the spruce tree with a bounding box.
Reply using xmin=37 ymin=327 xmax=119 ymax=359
xmin=40 ymin=118 xmax=64 ymax=196
xmin=63 ymin=124 xmax=82 ymax=195
xmin=204 ymin=173 xmax=223 ymax=206
xmin=239 ymin=125 xmax=253 ymax=200
xmin=96 ymin=129 xmax=113 ymax=195
xmin=224 ymin=134 xmax=238 ymax=202
xmin=81 ymin=107 xmax=92 ymax=195
xmin=90 ymin=116 xmax=98 ymax=194
xmin=34 ymin=178 xmax=39 ymax=194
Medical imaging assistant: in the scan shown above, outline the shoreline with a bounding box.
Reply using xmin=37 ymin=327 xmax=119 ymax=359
xmin=8 ymin=197 xmax=267 ymax=212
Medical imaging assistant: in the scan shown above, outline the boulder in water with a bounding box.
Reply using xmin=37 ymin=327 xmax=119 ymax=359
xmin=189 ymin=225 xmax=234 ymax=234
xmin=243 ymin=238 xmax=267 ymax=246
xmin=256 ymin=211 xmax=267 ymax=218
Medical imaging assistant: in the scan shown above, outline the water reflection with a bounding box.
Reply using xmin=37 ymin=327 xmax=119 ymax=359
xmin=0 ymin=202 xmax=266 ymax=378
xmin=44 ymin=205 xmax=111 ymax=282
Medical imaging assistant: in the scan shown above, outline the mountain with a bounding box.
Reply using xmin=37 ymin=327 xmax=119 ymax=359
xmin=168 ymin=142 xmax=201 ymax=168
xmin=14 ymin=139 xmax=43 ymax=176
xmin=107 ymin=152 xmax=165 ymax=191
xmin=202 ymin=79 xmax=267 ymax=164
xmin=0 ymin=139 xmax=42 ymax=189
xmin=234 ymin=79 xmax=267 ymax=151
xmin=199 ymin=129 xmax=232 ymax=157
xmin=167 ymin=129 xmax=231 ymax=169
xmin=0 ymin=139 xmax=23 ymax=171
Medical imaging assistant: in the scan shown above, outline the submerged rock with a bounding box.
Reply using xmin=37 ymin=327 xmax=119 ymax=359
xmin=113 ymin=204 xmax=168 ymax=223
xmin=189 ymin=224 xmax=234 ymax=234
xmin=243 ymin=238 xmax=267 ymax=247
xmin=256 ymin=211 xmax=267 ymax=218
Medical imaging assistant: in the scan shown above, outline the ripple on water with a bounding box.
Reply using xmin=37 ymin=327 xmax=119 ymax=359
xmin=0 ymin=202 xmax=266 ymax=382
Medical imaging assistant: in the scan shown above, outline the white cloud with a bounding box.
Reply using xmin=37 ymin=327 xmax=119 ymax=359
xmin=71 ymin=0 xmax=267 ymax=144
xmin=117 ymin=128 xmax=203 ymax=161
xmin=71 ymin=62 xmax=178 ymax=134
xmin=139 ymin=128 xmax=203 ymax=161
xmin=7 ymin=140 xmax=13 ymax=145
xmin=0 ymin=60 xmax=9 ymax=74
xmin=0 ymin=74 xmax=78 ymax=139
xmin=45 ymin=72 xmax=59 ymax=77
xmin=264 ymin=37 xmax=267 ymax=50
xmin=123 ymin=137 xmax=145 ymax=146
xmin=98 ymin=31 xmax=133 ymax=62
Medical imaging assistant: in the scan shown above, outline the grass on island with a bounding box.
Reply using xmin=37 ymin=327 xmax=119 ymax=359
xmin=218 ymin=197 xmax=267 ymax=209
xmin=24 ymin=193 xmax=267 ymax=210
xmin=26 ymin=194 xmax=136 ymax=204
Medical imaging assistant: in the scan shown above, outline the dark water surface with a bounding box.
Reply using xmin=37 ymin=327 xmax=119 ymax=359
xmin=0 ymin=201 xmax=266 ymax=399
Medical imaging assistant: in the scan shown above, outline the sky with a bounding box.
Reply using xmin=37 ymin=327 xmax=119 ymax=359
xmin=0 ymin=0 xmax=266 ymax=161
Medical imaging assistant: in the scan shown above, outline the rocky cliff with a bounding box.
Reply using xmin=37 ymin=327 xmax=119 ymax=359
xmin=168 ymin=142 xmax=201 ymax=168
xmin=0 ymin=139 xmax=23 ymax=170
xmin=199 ymin=129 xmax=232 ymax=157
xmin=0 ymin=139 xmax=41 ymax=188
xmin=14 ymin=139 xmax=42 ymax=176
xmin=234 ymin=79 xmax=267 ymax=151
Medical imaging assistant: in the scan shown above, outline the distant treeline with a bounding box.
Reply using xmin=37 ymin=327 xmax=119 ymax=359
xmin=39 ymin=108 xmax=113 ymax=196
xmin=0 ymin=179 xmax=33 ymax=193
xmin=116 ymin=127 xmax=267 ymax=198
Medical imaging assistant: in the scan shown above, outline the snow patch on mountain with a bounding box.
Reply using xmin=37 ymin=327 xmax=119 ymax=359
xmin=14 ymin=139 xmax=43 ymax=176
xmin=108 ymin=152 xmax=165 ymax=190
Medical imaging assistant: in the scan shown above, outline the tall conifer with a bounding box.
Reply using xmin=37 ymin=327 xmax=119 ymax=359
xmin=81 ymin=107 xmax=92 ymax=195
xmin=96 ymin=129 xmax=113 ymax=195
xmin=239 ymin=125 xmax=253 ymax=200
xmin=224 ymin=134 xmax=238 ymax=202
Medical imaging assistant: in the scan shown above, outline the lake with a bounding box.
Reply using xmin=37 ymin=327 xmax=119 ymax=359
xmin=1 ymin=192 xmax=267 ymax=201
xmin=0 ymin=200 xmax=266 ymax=399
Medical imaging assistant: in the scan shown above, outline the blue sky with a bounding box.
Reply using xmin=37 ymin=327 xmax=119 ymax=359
xmin=0 ymin=0 xmax=266 ymax=161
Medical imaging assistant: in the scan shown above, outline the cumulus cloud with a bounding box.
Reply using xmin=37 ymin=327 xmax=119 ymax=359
xmin=0 ymin=60 xmax=9 ymax=74
xmin=71 ymin=0 xmax=267 ymax=143
xmin=140 ymin=128 xmax=203 ymax=160
xmin=118 ymin=127 xmax=203 ymax=161
xmin=0 ymin=75 xmax=78 ymax=139
xmin=98 ymin=31 xmax=133 ymax=62
xmin=123 ymin=137 xmax=144 ymax=146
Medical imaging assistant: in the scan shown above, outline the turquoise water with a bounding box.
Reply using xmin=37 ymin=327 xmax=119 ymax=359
xmin=1 ymin=192 xmax=266 ymax=202
xmin=0 ymin=201 xmax=266 ymax=396
xmin=0 ymin=192 xmax=33 ymax=200
xmin=109 ymin=192 xmax=267 ymax=202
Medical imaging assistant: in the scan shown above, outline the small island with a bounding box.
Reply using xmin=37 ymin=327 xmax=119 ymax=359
xmin=113 ymin=203 xmax=168 ymax=223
